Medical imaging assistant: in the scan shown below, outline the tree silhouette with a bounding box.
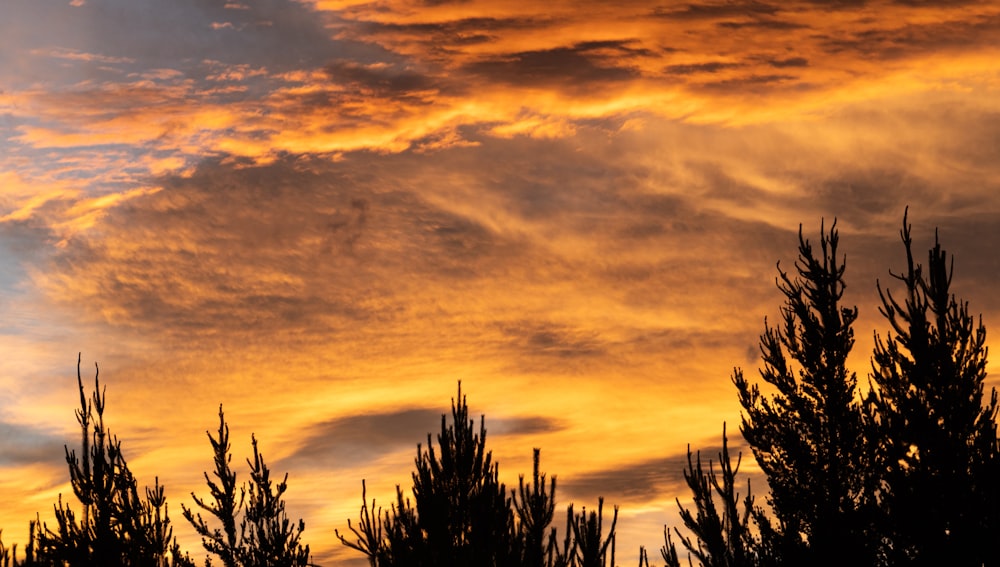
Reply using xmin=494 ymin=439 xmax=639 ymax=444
xmin=380 ymin=484 xmax=425 ymax=567
xmin=402 ymin=381 xmax=515 ymax=566
xmin=336 ymin=480 xmax=386 ymax=567
xmin=6 ymin=212 xmax=999 ymax=567
xmin=659 ymin=424 xmax=758 ymax=567
xmin=339 ymin=383 xmax=605 ymax=567
xmin=29 ymin=355 xmax=192 ymax=567
xmin=182 ymin=406 xmax=242 ymax=567
xmin=866 ymin=209 xmax=1000 ymax=564
xmin=732 ymin=221 xmax=874 ymax=564
xmin=564 ymin=499 xmax=617 ymax=567
xmin=184 ymin=406 xmax=311 ymax=567
xmin=513 ymin=448 xmax=559 ymax=567
xmin=238 ymin=435 xmax=311 ymax=567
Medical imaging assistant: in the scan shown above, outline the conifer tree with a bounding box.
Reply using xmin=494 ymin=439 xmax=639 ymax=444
xmin=660 ymin=424 xmax=758 ymax=567
xmin=182 ymin=406 xmax=242 ymax=567
xmin=513 ymin=449 xmax=558 ymax=567
xmin=30 ymin=355 xmax=192 ymax=567
xmin=340 ymin=383 xmax=622 ymax=567
xmin=732 ymin=221 xmax=873 ymax=564
xmin=341 ymin=384 xmax=584 ymax=567
xmin=336 ymin=480 xmax=386 ymax=567
xmin=563 ymin=498 xmax=617 ymax=567
xmin=382 ymin=485 xmax=426 ymax=567
xmin=184 ymin=407 xmax=311 ymax=567
xmin=407 ymin=382 xmax=516 ymax=567
xmin=866 ymin=210 xmax=1000 ymax=564
xmin=238 ymin=435 xmax=311 ymax=567
xmin=337 ymin=480 xmax=431 ymax=567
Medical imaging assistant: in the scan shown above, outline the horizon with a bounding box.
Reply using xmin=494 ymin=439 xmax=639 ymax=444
xmin=2 ymin=1 xmax=1000 ymax=564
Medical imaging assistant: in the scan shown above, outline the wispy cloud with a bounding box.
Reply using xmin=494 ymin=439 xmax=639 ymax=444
xmin=30 ymin=47 xmax=135 ymax=65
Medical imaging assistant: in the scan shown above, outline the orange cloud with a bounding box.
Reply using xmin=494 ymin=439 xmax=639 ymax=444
xmin=0 ymin=174 xmax=79 ymax=224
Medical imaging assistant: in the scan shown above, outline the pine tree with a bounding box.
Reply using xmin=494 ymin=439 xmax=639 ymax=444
xmin=382 ymin=484 xmax=427 ymax=567
xmin=660 ymin=424 xmax=757 ymax=567
xmin=866 ymin=210 xmax=999 ymax=564
xmin=513 ymin=449 xmax=558 ymax=567
xmin=336 ymin=480 xmax=387 ymax=567
xmin=237 ymin=435 xmax=311 ymax=567
xmin=732 ymin=221 xmax=873 ymax=564
xmin=407 ymin=382 xmax=516 ymax=567
xmin=184 ymin=407 xmax=311 ymax=567
xmin=182 ymin=406 xmax=242 ymax=567
xmin=562 ymin=498 xmax=617 ymax=567
xmin=30 ymin=355 xmax=192 ymax=567
xmin=339 ymin=383 xmax=620 ymax=567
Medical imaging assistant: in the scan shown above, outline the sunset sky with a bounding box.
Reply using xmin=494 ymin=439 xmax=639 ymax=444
xmin=2 ymin=0 xmax=1000 ymax=564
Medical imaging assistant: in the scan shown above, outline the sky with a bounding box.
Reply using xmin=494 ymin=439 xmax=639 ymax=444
xmin=1 ymin=0 xmax=1000 ymax=564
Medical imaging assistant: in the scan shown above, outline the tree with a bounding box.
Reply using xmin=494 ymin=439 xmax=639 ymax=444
xmin=339 ymin=383 xmax=594 ymax=567
xmin=406 ymin=381 xmax=516 ymax=566
xmin=513 ymin=448 xmax=559 ymax=567
xmin=184 ymin=407 xmax=311 ymax=567
xmin=238 ymin=435 xmax=311 ymax=567
xmin=866 ymin=210 xmax=1000 ymax=564
xmin=336 ymin=480 xmax=386 ymax=567
xmin=660 ymin=424 xmax=758 ymax=567
xmin=732 ymin=221 xmax=874 ymax=564
xmin=182 ymin=406 xmax=242 ymax=567
xmin=29 ymin=355 xmax=192 ymax=567
xmin=563 ymin=499 xmax=617 ymax=567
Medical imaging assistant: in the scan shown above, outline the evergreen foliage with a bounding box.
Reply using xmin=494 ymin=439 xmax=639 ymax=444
xmin=657 ymin=212 xmax=1000 ymax=567
xmin=338 ymin=382 xmax=616 ymax=567
xmin=338 ymin=382 xmax=521 ymax=567
xmin=731 ymin=220 xmax=873 ymax=564
xmin=866 ymin=209 xmax=1000 ymax=564
xmin=238 ymin=435 xmax=312 ymax=567
xmin=183 ymin=407 xmax=312 ymax=567
xmin=409 ymin=382 xmax=515 ymax=566
xmin=513 ymin=449 xmax=558 ymax=567
xmin=659 ymin=424 xmax=757 ymax=567
xmin=564 ymin=499 xmax=617 ymax=567
xmin=335 ymin=480 xmax=384 ymax=567
xmin=25 ymin=355 xmax=192 ymax=567
xmin=182 ymin=406 xmax=242 ymax=567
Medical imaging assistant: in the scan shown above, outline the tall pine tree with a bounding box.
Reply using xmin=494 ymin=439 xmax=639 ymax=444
xmin=407 ymin=382 xmax=515 ymax=567
xmin=732 ymin=221 xmax=873 ymax=564
xmin=182 ymin=406 xmax=241 ymax=567
xmin=513 ymin=448 xmax=558 ymax=567
xmin=867 ymin=210 xmax=999 ymax=564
